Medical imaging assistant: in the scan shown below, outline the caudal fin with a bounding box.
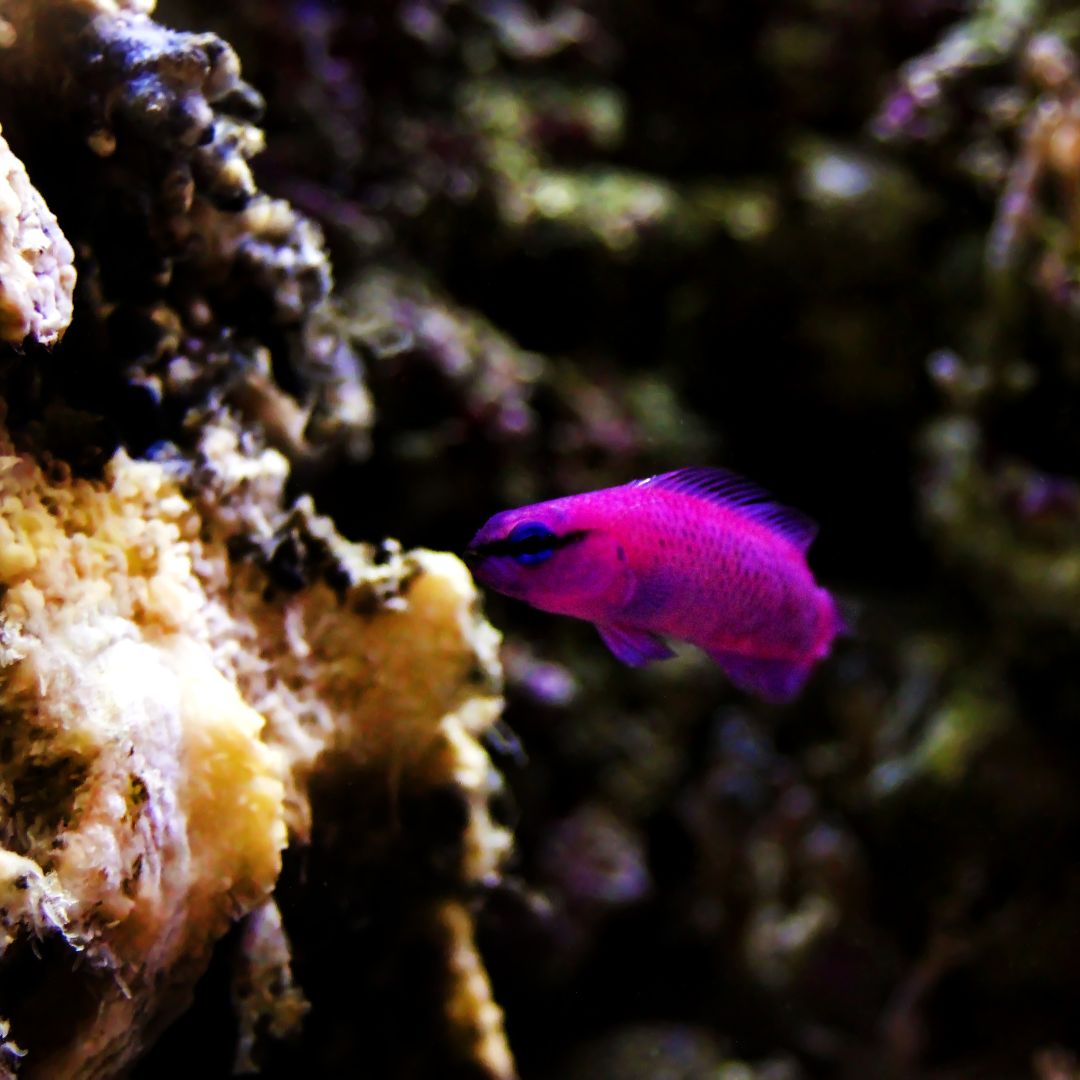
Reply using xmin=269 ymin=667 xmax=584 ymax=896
xmin=708 ymin=650 xmax=813 ymax=703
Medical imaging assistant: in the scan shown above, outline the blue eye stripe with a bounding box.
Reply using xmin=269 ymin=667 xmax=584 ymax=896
xmin=508 ymin=522 xmax=557 ymax=565
xmin=515 ymin=550 xmax=552 ymax=565
xmin=469 ymin=523 xmax=590 ymax=565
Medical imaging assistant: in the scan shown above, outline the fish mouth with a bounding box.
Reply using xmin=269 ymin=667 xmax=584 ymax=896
xmin=462 ymin=543 xmax=495 ymax=565
xmin=461 ymin=547 xmax=526 ymax=595
xmin=462 ymin=545 xmax=494 ymax=578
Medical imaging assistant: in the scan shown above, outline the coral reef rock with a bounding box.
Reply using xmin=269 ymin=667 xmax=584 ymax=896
xmin=0 ymin=126 xmax=75 ymax=347
xmin=0 ymin=413 xmax=508 ymax=1077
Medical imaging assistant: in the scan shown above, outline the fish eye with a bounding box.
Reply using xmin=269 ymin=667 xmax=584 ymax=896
xmin=507 ymin=521 xmax=558 ymax=566
xmin=470 ymin=521 xmax=589 ymax=565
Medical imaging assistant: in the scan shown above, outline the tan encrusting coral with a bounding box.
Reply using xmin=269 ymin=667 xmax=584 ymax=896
xmin=0 ymin=412 xmax=510 ymax=1077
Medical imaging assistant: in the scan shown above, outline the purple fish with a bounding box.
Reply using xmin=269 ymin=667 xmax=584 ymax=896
xmin=465 ymin=467 xmax=842 ymax=702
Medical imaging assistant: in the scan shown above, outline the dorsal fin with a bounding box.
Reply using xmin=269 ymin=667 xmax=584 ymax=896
xmin=635 ymin=466 xmax=819 ymax=551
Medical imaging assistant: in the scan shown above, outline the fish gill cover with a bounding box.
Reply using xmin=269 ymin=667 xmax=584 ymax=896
xmin=0 ymin=0 xmax=1077 ymax=1078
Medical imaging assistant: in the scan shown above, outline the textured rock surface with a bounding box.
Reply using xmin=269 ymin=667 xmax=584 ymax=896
xmin=0 ymin=127 xmax=75 ymax=346
xmin=0 ymin=409 xmax=508 ymax=1077
xmin=0 ymin=1 xmax=512 ymax=1075
xmin=0 ymin=420 xmax=288 ymax=1076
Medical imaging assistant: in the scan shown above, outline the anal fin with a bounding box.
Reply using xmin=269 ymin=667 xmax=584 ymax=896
xmin=709 ymin=650 xmax=812 ymax=703
xmin=597 ymin=624 xmax=675 ymax=667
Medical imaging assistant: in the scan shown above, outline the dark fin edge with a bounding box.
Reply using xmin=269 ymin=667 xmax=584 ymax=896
xmin=638 ymin=467 xmax=818 ymax=551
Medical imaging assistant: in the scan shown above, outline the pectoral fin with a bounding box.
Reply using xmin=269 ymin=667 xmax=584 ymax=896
xmin=597 ymin=623 xmax=676 ymax=667
xmin=708 ymin=650 xmax=812 ymax=703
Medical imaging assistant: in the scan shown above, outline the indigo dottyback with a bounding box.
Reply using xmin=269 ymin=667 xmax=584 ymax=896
xmin=466 ymin=467 xmax=842 ymax=702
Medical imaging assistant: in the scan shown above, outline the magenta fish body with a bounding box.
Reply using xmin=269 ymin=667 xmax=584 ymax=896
xmin=465 ymin=467 xmax=841 ymax=702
